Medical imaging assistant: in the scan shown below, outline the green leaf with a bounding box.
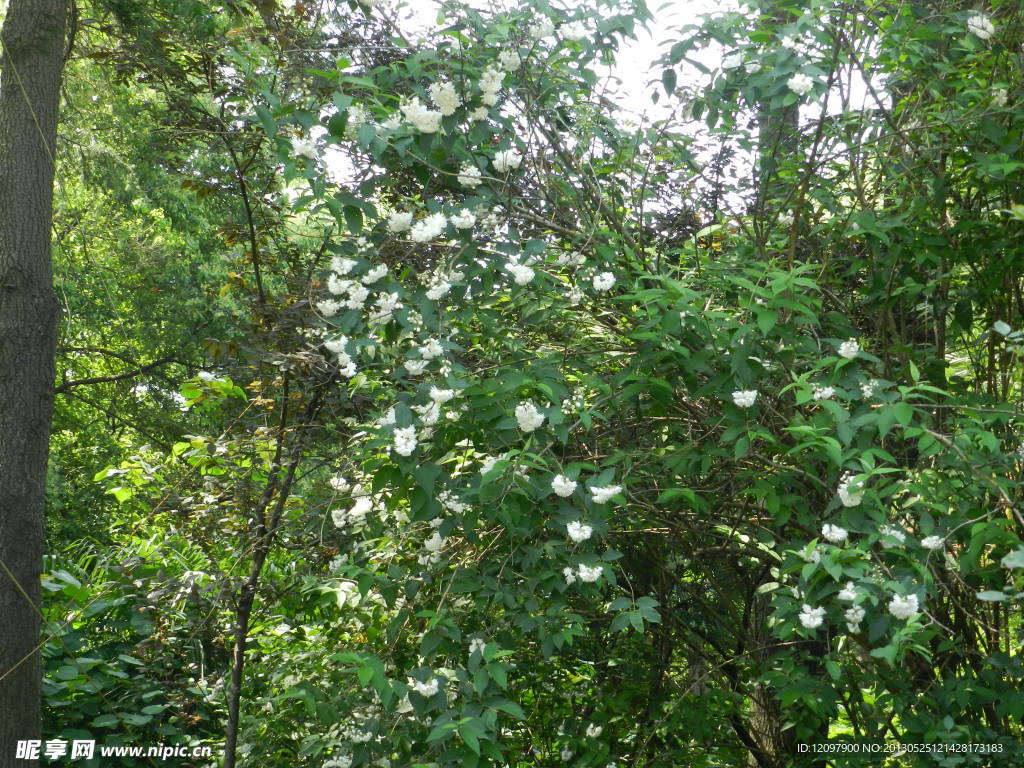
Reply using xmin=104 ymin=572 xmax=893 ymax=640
xmin=976 ymin=590 xmax=1009 ymax=602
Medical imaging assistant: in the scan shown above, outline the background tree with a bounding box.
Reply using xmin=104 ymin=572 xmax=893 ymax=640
xmin=0 ymin=0 xmax=67 ymax=762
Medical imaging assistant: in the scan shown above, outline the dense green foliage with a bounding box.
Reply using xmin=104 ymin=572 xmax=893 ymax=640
xmin=36 ymin=0 xmax=1024 ymax=766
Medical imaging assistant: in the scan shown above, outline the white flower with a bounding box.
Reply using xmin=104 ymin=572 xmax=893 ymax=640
xmin=844 ymin=605 xmax=865 ymax=632
xmin=566 ymin=521 xmax=593 ymax=543
xmin=290 ymin=136 xmax=317 ymax=160
xmin=346 ymin=285 xmax=369 ymax=311
xmin=837 ymin=581 xmax=858 ymax=601
xmin=424 ymin=531 xmax=445 ymax=553
xmin=468 ymin=638 xmax=486 ymax=656
xmin=838 ymin=338 xmax=860 ymax=359
xmin=324 ymin=756 xmax=353 ymax=768
xmin=586 ymin=723 xmax=603 ymax=738
xmin=401 ymin=97 xmax=443 ymax=133
xmin=812 ymin=386 xmax=835 ymax=401
xmin=589 ymin=485 xmax=621 ymax=505
xmin=361 ymin=264 xmax=388 ymax=284
xmin=426 ymin=279 xmax=452 ymax=301
xmin=799 ymin=604 xmax=826 ymax=630
xmin=505 ymin=261 xmax=535 ymax=285
xmin=529 ymin=16 xmax=555 ymax=40
xmin=732 ymin=389 xmax=758 ymax=408
xmin=498 ymin=50 xmax=521 ymax=71
xmin=450 ymin=210 xmax=476 ymax=229
xmin=562 ymin=21 xmax=587 ymax=41
xmin=479 ymin=66 xmax=504 ymax=106
xmin=330 ymin=256 xmax=357 ymax=275
xmin=429 ymin=387 xmax=456 ymax=403
xmin=379 ymin=407 xmax=396 ymax=427
xmin=821 ymin=523 xmax=848 ymax=544
xmin=921 ymin=535 xmax=944 ymax=550
xmin=469 ymin=106 xmax=490 ymax=121
xmin=787 ymin=73 xmax=815 ymax=96
xmin=410 ymin=213 xmax=447 ymax=243
xmin=577 ymin=563 xmax=603 ymax=582
xmin=329 ymin=475 xmax=350 ymax=492
xmin=419 ymin=338 xmax=444 ymax=359
xmin=966 ymin=13 xmax=995 ymax=41
xmin=888 ymin=593 xmax=919 ymax=620
xmin=316 ymin=299 xmax=341 ymax=316
xmin=393 ymin=426 xmax=417 ymax=456
xmin=592 ymin=272 xmax=616 ymax=291
xmin=837 ymin=474 xmax=864 ymax=507
xmin=404 ymin=359 xmax=429 ymax=375
xmin=992 ymin=88 xmax=1009 ymax=107
xmin=780 ymin=35 xmax=799 ymax=50
xmin=457 ymin=163 xmax=482 ymax=189
xmin=878 ymin=524 xmax=906 ymax=548
xmin=387 ymin=210 xmax=413 ymax=233
xmin=563 ymin=566 xmax=577 ymax=584
xmin=408 ymin=677 xmax=440 ymax=697
xmin=493 ymin=149 xmax=523 ymax=173
xmin=555 ymin=251 xmax=586 ymax=267
xmin=428 ymin=80 xmax=461 ymax=116
xmin=560 ymin=748 xmax=574 ymax=761
xmin=551 ymin=475 xmax=577 ymax=497
xmin=745 ymin=60 xmax=763 ymax=74
xmin=515 ymin=401 xmax=545 ymax=432
xmin=722 ymin=52 xmax=743 ymax=70
xmin=860 ymin=379 xmax=878 ymax=399
xmin=413 ymin=401 xmax=441 ymax=426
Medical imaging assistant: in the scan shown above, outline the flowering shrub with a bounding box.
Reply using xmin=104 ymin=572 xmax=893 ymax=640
xmin=83 ymin=0 xmax=1024 ymax=765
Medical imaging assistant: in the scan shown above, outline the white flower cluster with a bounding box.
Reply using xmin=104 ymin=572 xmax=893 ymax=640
xmin=332 ymin=487 xmax=373 ymax=529
xmin=498 ymin=50 xmax=521 ymax=72
xmin=479 ymin=66 xmax=504 ymax=106
xmin=427 ymin=80 xmax=461 ymax=116
xmin=799 ymin=603 xmax=825 ymax=630
xmin=966 ymin=13 xmax=995 ymax=41
xmin=566 ymin=520 xmax=593 ymax=543
xmin=493 ymin=149 xmax=523 ymax=173
xmin=387 ymin=210 xmax=413 ymax=232
xmin=400 ymin=97 xmax=442 ymax=133
xmin=837 ymin=581 xmax=857 ymax=601
xmin=529 ymin=15 xmax=555 ymax=40
xmin=291 ymin=135 xmax=317 ymax=160
xmin=457 ymin=163 xmax=482 ymax=189
xmin=562 ymin=21 xmax=588 ymax=41
xmin=324 ymin=335 xmax=358 ymax=378
xmin=505 ymin=259 xmax=535 ymax=286
xmin=468 ymin=637 xmax=486 ymax=656
xmin=410 ymin=212 xmax=447 ymax=243
xmin=921 ymin=535 xmax=944 ymax=550
xmin=515 ymin=401 xmax=545 ymax=432
xmin=821 ymin=523 xmax=848 ymax=544
xmin=844 ymin=605 xmax=865 ymax=633
xmin=564 ymin=563 xmax=603 ymax=584
xmin=589 ymin=485 xmax=621 ymax=504
xmin=551 ymin=474 xmax=577 ymax=497
xmin=787 ymin=73 xmax=814 ymax=96
xmin=837 ymin=473 xmax=863 ymax=507
xmin=554 ymin=251 xmax=586 ymax=267
xmin=393 ymin=425 xmax=417 ymax=456
xmin=732 ymin=389 xmax=758 ymax=408
xmin=407 ymin=677 xmax=440 ymax=697
xmin=838 ymin=338 xmax=860 ymax=359
xmin=860 ymin=379 xmax=878 ymax=398
xmin=812 ymin=386 xmax=835 ymax=401
xmin=592 ymin=272 xmax=616 ymax=291
xmin=451 ymin=209 xmax=476 ymax=229
xmin=888 ymin=593 xmax=919 ymax=620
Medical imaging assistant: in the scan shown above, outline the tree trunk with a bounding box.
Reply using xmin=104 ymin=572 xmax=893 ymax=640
xmin=0 ymin=0 xmax=67 ymax=764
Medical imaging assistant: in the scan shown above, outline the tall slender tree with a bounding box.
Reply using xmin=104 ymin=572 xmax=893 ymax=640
xmin=0 ymin=0 xmax=67 ymax=764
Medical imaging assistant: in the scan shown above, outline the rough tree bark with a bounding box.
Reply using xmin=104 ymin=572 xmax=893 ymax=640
xmin=0 ymin=0 xmax=67 ymax=765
